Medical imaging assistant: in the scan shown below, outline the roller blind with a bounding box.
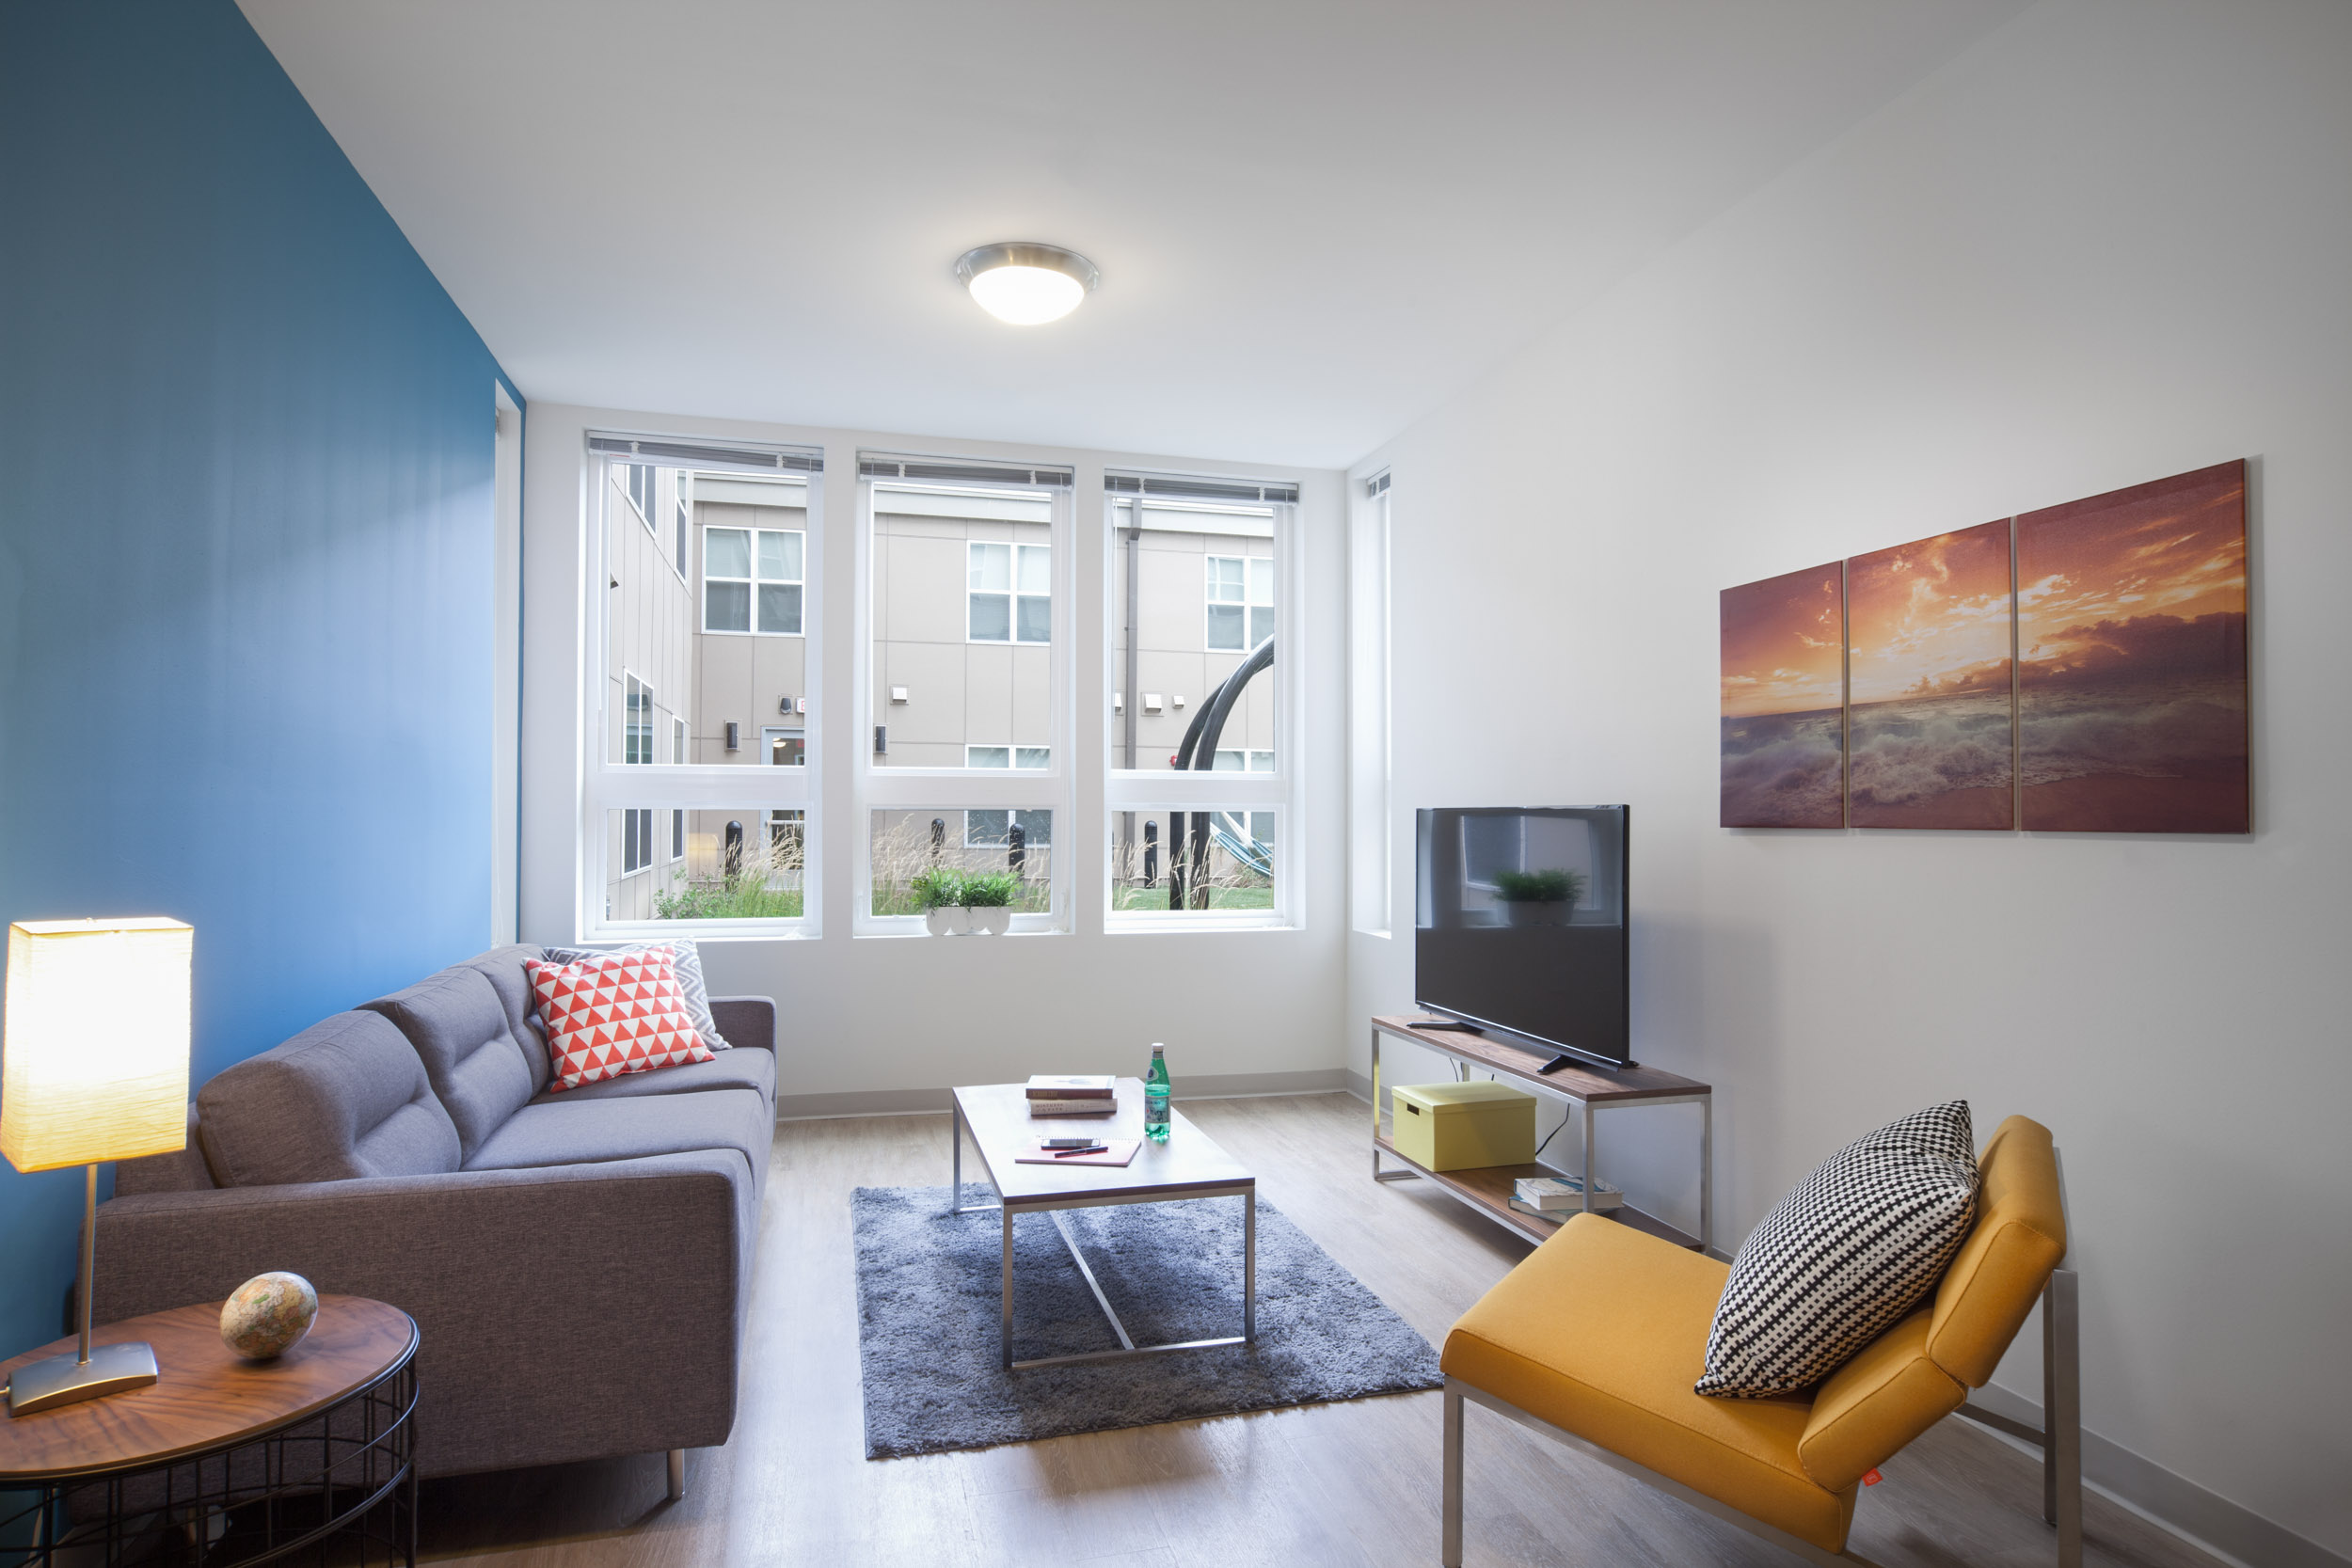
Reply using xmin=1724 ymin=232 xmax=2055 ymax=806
xmin=1104 ymin=470 xmax=1299 ymax=505
xmin=588 ymin=435 xmax=822 ymax=473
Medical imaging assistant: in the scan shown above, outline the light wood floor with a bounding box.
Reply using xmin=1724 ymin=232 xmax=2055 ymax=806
xmin=418 ymin=1093 xmax=2222 ymax=1568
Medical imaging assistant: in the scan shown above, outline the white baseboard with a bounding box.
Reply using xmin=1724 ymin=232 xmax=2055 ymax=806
xmin=776 ymin=1068 xmax=1350 ymax=1122
xmin=1963 ymin=1383 xmax=2344 ymax=1568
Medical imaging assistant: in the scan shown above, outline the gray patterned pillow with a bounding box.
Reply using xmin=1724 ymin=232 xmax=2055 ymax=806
xmin=541 ymin=940 xmax=732 ymax=1051
xmin=1696 ymin=1101 xmax=1979 ymax=1399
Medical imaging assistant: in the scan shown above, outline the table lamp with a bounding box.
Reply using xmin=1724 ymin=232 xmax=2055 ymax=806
xmin=2 ymin=917 xmax=192 ymax=1417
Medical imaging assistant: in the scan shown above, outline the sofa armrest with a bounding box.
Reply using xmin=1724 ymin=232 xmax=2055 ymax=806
xmin=92 ymin=1153 xmax=747 ymax=1477
xmin=709 ymin=995 xmax=774 ymax=1053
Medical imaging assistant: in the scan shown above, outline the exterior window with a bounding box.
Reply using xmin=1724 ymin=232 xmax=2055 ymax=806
xmin=969 ymin=542 xmax=1050 ymax=643
xmin=673 ymin=475 xmax=691 ymax=576
xmin=764 ymin=726 xmax=806 ymax=767
xmin=705 ymin=526 xmax=804 ymax=634
xmin=670 ymin=808 xmax=685 ymax=862
xmin=967 ymin=745 xmax=1051 ymax=769
xmin=1213 ymin=749 xmax=1276 ymax=771
xmin=673 ymin=715 xmax=688 ymax=765
xmin=1206 ymin=555 xmax=1274 ymax=651
xmin=624 ymin=464 xmax=655 ymax=527
xmin=621 ymin=808 xmax=655 ymax=874
xmin=768 ymin=809 xmax=804 ymax=855
xmin=966 ymin=809 xmax=1054 ymax=848
xmin=624 ymin=674 xmax=654 ymax=764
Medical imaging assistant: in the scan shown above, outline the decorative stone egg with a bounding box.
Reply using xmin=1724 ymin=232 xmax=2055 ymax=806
xmin=220 ymin=1272 xmax=319 ymax=1360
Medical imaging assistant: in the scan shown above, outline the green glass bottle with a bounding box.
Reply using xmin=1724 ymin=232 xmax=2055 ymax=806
xmin=1144 ymin=1043 xmax=1171 ymax=1143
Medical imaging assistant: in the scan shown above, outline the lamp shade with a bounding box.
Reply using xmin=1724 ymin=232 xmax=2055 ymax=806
xmin=1 ymin=918 xmax=192 ymax=1173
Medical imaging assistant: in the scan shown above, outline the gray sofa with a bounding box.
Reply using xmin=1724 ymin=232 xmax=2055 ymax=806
xmin=93 ymin=944 xmax=775 ymax=1484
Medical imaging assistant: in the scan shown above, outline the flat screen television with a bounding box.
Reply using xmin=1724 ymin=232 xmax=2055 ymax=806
xmin=1414 ymin=806 xmax=1630 ymax=1069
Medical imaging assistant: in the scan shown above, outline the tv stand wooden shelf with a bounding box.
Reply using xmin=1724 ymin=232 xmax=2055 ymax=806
xmin=1369 ymin=1015 xmax=1712 ymax=1253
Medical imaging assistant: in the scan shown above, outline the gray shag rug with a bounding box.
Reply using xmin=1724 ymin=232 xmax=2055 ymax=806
xmin=851 ymin=1182 xmax=1441 ymax=1458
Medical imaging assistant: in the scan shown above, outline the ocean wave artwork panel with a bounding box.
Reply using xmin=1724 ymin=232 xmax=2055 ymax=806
xmin=1845 ymin=519 xmax=2015 ymax=829
xmin=2016 ymin=461 xmax=2248 ymax=833
xmin=1721 ymin=563 xmax=1845 ymax=829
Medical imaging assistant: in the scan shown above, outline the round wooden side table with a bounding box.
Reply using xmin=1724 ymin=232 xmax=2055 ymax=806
xmin=0 ymin=1295 xmax=418 ymax=1568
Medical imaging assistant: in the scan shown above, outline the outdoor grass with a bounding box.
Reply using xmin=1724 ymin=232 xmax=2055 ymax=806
xmin=1111 ymin=884 xmax=1275 ymax=911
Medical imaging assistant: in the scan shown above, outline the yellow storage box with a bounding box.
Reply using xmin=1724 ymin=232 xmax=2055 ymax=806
xmin=1390 ymin=1081 xmax=1537 ymax=1170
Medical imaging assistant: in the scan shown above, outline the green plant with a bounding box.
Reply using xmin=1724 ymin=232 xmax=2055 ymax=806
xmin=959 ymin=870 xmax=1022 ymax=908
xmin=910 ymin=866 xmax=967 ymax=911
xmin=1492 ymin=868 xmax=1586 ymax=905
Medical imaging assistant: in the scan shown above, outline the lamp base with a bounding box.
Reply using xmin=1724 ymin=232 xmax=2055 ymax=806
xmin=7 ymin=1339 xmax=160 ymax=1416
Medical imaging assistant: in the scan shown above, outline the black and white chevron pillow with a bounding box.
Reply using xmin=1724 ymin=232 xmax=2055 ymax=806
xmin=1696 ymin=1101 xmax=1979 ymax=1399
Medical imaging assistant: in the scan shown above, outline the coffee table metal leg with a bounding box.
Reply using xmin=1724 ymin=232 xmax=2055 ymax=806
xmin=1244 ymin=1189 xmax=1257 ymax=1341
xmin=1001 ymin=1205 xmax=1015 ymax=1370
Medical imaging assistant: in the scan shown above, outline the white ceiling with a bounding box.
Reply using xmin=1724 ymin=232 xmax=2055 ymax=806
xmin=240 ymin=1 xmax=2027 ymax=470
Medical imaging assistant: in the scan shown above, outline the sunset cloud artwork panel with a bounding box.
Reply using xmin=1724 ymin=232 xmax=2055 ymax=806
xmin=1846 ymin=520 xmax=2015 ymax=830
xmin=2016 ymin=460 xmax=2248 ymax=833
xmin=1722 ymin=563 xmax=1845 ymax=828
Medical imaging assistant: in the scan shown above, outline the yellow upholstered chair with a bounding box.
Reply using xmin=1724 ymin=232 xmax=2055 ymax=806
xmin=1439 ymin=1115 xmax=2078 ymax=1567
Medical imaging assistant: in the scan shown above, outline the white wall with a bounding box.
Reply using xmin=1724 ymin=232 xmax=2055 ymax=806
xmin=521 ymin=405 xmax=1348 ymax=1108
xmin=1348 ymin=0 xmax=2351 ymax=1558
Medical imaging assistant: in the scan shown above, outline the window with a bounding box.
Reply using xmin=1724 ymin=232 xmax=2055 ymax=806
xmin=969 ymin=542 xmax=1050 ymax=643
xmin=965 ymin=809 xmax=1054 ymax=848
xmin=967 ymin=745 xmax=1051 ymax=769
xmin=868 ymin=809 xmax=1055 ymax=915
xmin=1350 ymin=471 xmax=1391 ymax=934
xmin=624 ymin=673 xmax=655 ymax=765
xmin=1206 ymin=554 xmax=1274 ymax=651
xmin=621 ymin=808 xmax=655 ymax=874
xmin=765 ymin=727 xmax=806 ymax=767
xmin=587 ymin=433 xmax=820 ymax=935
xmin=1106 ymin=470 xmax=1296 ymax=927
xmin=705 ymin=526 xmax=803 ymax=634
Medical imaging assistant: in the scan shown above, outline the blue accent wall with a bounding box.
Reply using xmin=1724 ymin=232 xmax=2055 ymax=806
xmin=0 ymin=1 xmax=517 ymax=1360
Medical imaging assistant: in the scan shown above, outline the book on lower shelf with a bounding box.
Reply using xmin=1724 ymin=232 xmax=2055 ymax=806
xmin=1513 ymin=1174 xmax=1624 ymax=1212
xmin=1025 ymin=1074 xmax=1115 ymax=1101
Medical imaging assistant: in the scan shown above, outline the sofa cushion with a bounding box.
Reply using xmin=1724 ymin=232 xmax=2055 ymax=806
xmin=459 ymin=944 xmax=552 ymax=1092
xmin=361 ymin=966 xmax=538 ymax=1160
xmin=526 ymin=1049 xmax=774 ymax=1105
xmin=1697 ymin=1101 xmax=1979 ymax=1399
xmin=197 ymin=1011 xmax=462 ymax=1186
xmin=1442 ymin=1214 xmax=1853 ymax=1553
xmin=530 ymin=949 xmax=714 ymax=1091
xmin=545 ymin=940 xmax=732 ymax=1050
xmin=462 ymin=1087 xmax=771 ymax=1186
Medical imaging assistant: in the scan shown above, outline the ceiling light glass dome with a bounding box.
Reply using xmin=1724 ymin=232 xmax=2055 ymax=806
xmin=954 ymin=243 xmax=1100 ymax=325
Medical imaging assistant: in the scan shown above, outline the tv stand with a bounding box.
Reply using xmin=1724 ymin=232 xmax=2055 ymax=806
xmin=1368 ymin=1015 xmax=1712 ymax=1253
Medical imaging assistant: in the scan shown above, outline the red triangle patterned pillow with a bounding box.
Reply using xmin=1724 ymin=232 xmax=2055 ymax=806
xmin=527 ymin=948 xmax=714 ymax=1091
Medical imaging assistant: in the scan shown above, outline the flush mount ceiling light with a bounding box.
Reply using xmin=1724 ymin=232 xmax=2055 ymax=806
xmin=954 ymin=242 xmax=1099 ymax=325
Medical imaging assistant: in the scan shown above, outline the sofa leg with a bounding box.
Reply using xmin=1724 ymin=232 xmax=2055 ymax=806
xmin=2042 ymin=1270 xmax=2081 ymax=1568
xmin=1441 ymin=1380 xmax=1464 ymax=1566
xmin=667 ymin=1448 xmax=687 ymax=1503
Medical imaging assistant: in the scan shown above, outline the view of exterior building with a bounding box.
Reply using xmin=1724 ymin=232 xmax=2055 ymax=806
xmin=601 ymin=459 xmax=1277 ymax=921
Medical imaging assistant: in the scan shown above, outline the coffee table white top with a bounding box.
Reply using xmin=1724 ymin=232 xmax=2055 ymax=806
xmin=954 ymin=1080 xmax=1254 ymax=1206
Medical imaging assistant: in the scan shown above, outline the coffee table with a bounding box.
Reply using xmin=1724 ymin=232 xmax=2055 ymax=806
xmin=951 ymin=1079 xmax=1257 ymax=1370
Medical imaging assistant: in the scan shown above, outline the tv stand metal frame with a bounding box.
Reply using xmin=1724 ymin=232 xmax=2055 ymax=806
xmin=1370 ymin=1015 xmax=1713 ymax=1254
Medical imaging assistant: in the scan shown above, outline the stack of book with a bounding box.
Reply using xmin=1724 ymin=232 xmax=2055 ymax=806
xmin=1026 ymin=1074 xmax=1116 ymax=1117
xmin=1509 ymin=1173 xmax=1624 ymax=1217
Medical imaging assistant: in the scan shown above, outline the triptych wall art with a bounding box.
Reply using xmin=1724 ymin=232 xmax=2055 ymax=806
xmin=1720 ymin=459 xmax=2249 ymax=834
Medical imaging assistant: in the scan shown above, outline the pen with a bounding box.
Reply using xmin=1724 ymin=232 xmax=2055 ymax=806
xmin=1052 ymin=1145 xmax=1107 ymax=1158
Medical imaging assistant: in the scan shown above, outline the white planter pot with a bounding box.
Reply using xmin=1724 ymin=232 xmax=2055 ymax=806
xmin=967 ymin=907 xmax=1012 ymax=935
xmin=924 ymin=907 xmax=968 ymax=936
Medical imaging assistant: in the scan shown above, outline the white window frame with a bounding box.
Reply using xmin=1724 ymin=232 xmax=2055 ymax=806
xmin=582 ymin=432 xmax=822 ymax=942
xmin=1105 ymin=486 xmax=1300 ymax=932
xmin=1350 ymin=473 xmax=1392 ymax=936
xmin=701 ymin=522 xmax=806 ymax=637
xmin=857 ymin=465 xmax=1073 ymax=937
xmin=966 ymin=540 xmax=1052 ymax=644
xmin=669 ymin=807 xmax=686 ymax=863
xmin=673 ymin=715 xmax=689 ymax=766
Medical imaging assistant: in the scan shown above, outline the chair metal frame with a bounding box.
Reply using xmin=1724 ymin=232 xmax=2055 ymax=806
xmin=1440 ymin=1148 xmax=2083 ymax=1568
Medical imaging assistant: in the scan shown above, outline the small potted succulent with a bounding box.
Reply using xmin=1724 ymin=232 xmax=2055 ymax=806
xmin=961 ymin=871 xmax=1021 ymax=935
xmin=913 ymin=867 xmax=968 ymax=934
xmin=1492 ymin=868 xmax=1586 ymax=927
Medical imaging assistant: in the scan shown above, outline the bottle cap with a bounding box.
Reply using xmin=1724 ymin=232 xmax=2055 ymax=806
xmin=1151 ymin=1043 xmax=1164 ymax=1054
